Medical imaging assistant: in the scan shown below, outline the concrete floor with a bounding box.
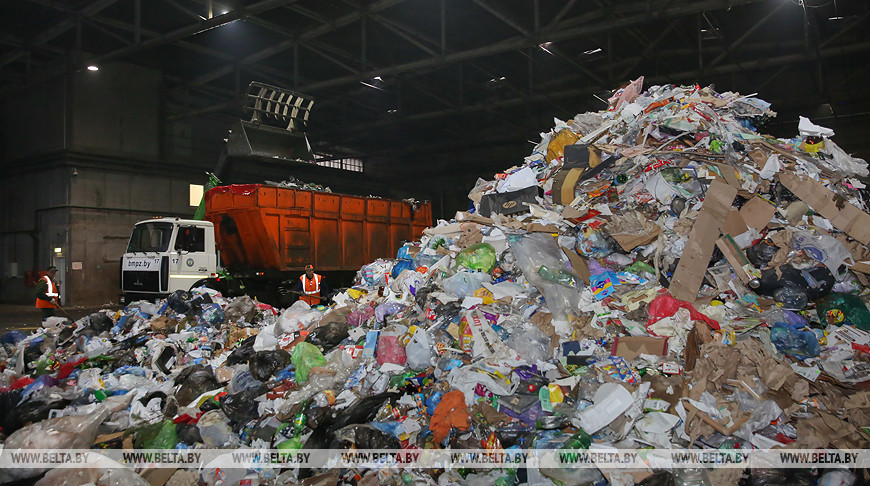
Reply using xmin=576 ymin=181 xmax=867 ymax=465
xmin=0 ymin=304 xmax=122 ymax=333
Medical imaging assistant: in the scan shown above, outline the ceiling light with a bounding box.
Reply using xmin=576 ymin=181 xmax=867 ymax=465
xmin=54 ymin=247 xmax=62 ymax=254
xmin=828 ymin=16 xmax=845 ymax=20
xmin=86 ymin=65 xmax=99 ymax=71
xmin=387 ymin=109 xmax=398 ymax=114
xmin=373 ymin=76 xmax=383 ymax=81
xmin=582 ymin=47 xmax=603 ymax=56
xmin=538 ymin=42 xmax=555 ymax=56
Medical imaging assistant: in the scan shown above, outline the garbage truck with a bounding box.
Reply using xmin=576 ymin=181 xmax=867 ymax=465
xmin=120 ymin=81 xmax=432 ymax=305
xmin=120 ymin=187 xmax=431 ymax=305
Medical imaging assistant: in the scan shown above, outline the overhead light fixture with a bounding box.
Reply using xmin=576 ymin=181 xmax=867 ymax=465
xmin=828 ymin=16 xmax=845 ymax=20
xmin=54 ymin=247 xmax=62 ymax=254
xmin=387 ymin=109 xmax=398 ymax=114
xmin=86 ymin=65 xmax=99 ymax=71
xmin=360 ymin=76 xmax=387 ymax=91
xmin=582 ymin=47 xmax=603 ymax=56
xmin=538 ymin=41 xmax=555 ymax=56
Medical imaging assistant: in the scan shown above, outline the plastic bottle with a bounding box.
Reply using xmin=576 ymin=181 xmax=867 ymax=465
xmin=562 ymin=430 xmax=592 ymax=449
xmin=537 ymin=265 xmax=575 ymax=287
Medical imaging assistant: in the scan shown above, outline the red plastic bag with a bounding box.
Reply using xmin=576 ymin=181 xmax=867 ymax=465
xmin=646 ymin=292 xmax=719 ymax=331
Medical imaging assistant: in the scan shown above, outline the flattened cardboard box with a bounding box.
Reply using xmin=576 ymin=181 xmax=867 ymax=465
xmin=670 ymin=180 xmax=737 ymax=302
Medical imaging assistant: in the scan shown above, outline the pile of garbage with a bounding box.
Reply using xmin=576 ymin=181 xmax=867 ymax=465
xmin=2 ymin=77 xmax=870 ymax=486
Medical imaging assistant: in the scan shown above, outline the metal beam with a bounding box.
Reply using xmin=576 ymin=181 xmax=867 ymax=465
xmin=175 ymin=0 xmax=407 ymax=93
xmin=6 ymin=0 xmax=304 ymax=94
xmin=1 ymin=0 xmax=121 ymax=69
xmin=616 ymin=21 xmax=677 ymax=80
xmin=706 ymin=0 xmax=789 ymax=69
xmin=296 ymin=0 xmax=767 ymax=94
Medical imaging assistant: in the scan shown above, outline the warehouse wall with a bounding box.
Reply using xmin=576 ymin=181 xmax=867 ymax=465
xmin=0 ymin=167 xmax=70 ymax=304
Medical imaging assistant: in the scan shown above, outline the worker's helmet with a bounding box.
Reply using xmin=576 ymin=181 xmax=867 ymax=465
xmin=305 ymin=264 xmax=314 ymax=271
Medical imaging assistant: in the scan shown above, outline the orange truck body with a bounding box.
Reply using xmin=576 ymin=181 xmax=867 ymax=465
xmin=204 ymin=184 xmax=431 ymax=272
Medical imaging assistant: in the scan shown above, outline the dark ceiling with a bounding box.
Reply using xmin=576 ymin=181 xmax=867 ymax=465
xmin=2 ymin=0 xmax=869 ymax=178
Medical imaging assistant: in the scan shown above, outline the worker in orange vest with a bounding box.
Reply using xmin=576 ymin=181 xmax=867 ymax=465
xmin=35 ymin=265 xmax=60 ymax=320
xmin=297 ymin=264 xmax=329 ymax=306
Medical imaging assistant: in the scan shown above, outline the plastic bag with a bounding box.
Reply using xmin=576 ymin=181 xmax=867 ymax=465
xmin=391 ymin=259 xmax=414 ymax=278
xmin=278 ymin=300 xmax=321 ymax=334
xmin=0 ymin=406 xmax=111 ymax=483
xmin=792 ymin=230 xmax=853 ymax=280
xmin=143 ymin=419 xmax=178 ymax=449
xmin=221 ymin=385 xmax=266 ymax=425
xmin=374 ymin=301 xmax=407 ymax=322
xmin=359 ymin=259 xmax=392 ymax=286
xmin=198 ymin=410 xmax=233 ymax=447
xmin=224 ymin=295 xmax=258 ymax=323
xmin=509 ymin=233 xmax=581 ymax=321
xmin=249 ymin=349 xmax=292 ymax=382
xmin=227 ymin=366 xmax=263 ymax=394
xmin=347 ymin=305 xmax=375 ymax=328
xmin=87 ymin=312 xmax=114 ymax=333
xmin=816 ymin=293 xmax=870 ymax=330
xmin=292 ymin=342 xmax=326 ymax=384
xmin=508 ymin=324 xmax=552 ymax=363
xmin=406 ymin=329 xmax=432 ymax=370
xmin=770 ymin=322 xmax=820 ymax=360
xmin=174 ymin=364 xmax=220 ymax=406
xmin=308 ymin=321 xmax=350 ymax=350
xmin=376 ymin=331 xmax=407 ymax=366
xmin=823 ymin=139 xmax=869 ymax=177
xmin=546 ymin=128 xmax=579 ymax=163
xmin=646 ymin=292 xmax=720 ymax=330
xmin=442 ymin=271 xmax=490 ymax=298
xmin=456 ymin=243 xmax=497 ymax=273
xmin=226 ymin=336 xmax=257 ymax=366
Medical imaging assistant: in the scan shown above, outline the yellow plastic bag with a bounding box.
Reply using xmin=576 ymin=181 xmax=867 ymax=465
xmin=546 ymin=129 xmax=579 ymax=163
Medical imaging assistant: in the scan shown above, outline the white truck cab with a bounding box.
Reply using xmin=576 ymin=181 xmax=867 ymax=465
xmin=120 ymin=218 xmax=218 ymax=301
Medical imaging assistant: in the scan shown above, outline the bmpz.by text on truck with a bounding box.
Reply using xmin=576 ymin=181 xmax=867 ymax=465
xmin=120 ymin=184 xmax=431 ymax=305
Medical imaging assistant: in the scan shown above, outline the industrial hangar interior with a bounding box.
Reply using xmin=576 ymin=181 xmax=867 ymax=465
xmin=0 ymin=0 xmax=868 ymax=306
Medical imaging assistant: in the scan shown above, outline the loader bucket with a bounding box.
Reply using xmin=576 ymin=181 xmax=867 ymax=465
xmin=226 ymin=120 xmax=313 ymax=161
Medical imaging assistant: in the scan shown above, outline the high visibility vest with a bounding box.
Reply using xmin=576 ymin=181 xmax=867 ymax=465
xmin=299 ymin=273 xmax=322 ymax=306
xmin=35 ymin=275 xmax=58 ymax=309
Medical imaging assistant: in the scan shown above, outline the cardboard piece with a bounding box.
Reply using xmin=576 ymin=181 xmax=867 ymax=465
xmin=552 ymin=167 xmax=584 ymax=205
xmin=711 ymin=162 xmax=743 ymax=189
xmin=740 ymin=196 xmax=778 ymax=231
xmin=779 ymin=172 xmax=870 ymax=245
xmin=611 ymin=336 xmax=668 ymax=362
xmin=478 ymin=186 xmax=542 ymax=218
xmin=669 ymin=180 xmax=737 ymax=302
xmin=142 ymin=468 xmax=179 ymax=486
xmin=715 ymin=236 xmax=751 ymax=283
xmin=611 ymin=227 xmax=663 ymax=252
xmin=721 ymin=209 xmax=748 ymax=237
xmin=561 ymin=246 xmax=592 ymax=285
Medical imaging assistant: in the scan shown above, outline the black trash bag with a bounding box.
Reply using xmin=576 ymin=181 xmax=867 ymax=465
xmin=226 ymin=336 xmax=257 ymax=366
xmin=7 ymin=396 xmax=71 ymax=434
xmin=111 ymin=349 xmax=139 ymax=369
xmin=333 ymin=424 xmax=400 ymax=449
xmin=174 ymin=364 xmax=220 ymax=406
xmin=249 ymin=350 xmax=292 ymax=382
xmin=57 ymin=325 xmax=77 ymax=346
xmin=176 ymin=422 xmax=202 ymax=445
xmin=747 ymin=240 xmax=781 ymax=268
xmin=0 ymin=389 xmax=23 ymax=434
xmin=221 ymin=384 xmax=268 ymax=428
xmin=325 ymin=392 xmax=399 ymax=434
xmin=109 ymin=332 xmax=150 ymax=355
xmin=87 ymin=313 xmax=113 ymax=334
xmin=307 ymin=322 xmax=349 ymax=350
xmin=186 ymin=293 xmax=213 ymax=316
xmin=167 ymin=290 xmax=191 ymax=314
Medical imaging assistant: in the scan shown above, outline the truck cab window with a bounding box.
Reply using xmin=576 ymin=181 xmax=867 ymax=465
xmin=127 ymin=222 xmax=174 ymax=252
xmin=175 ymin=226 xmax=205 ymax=252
